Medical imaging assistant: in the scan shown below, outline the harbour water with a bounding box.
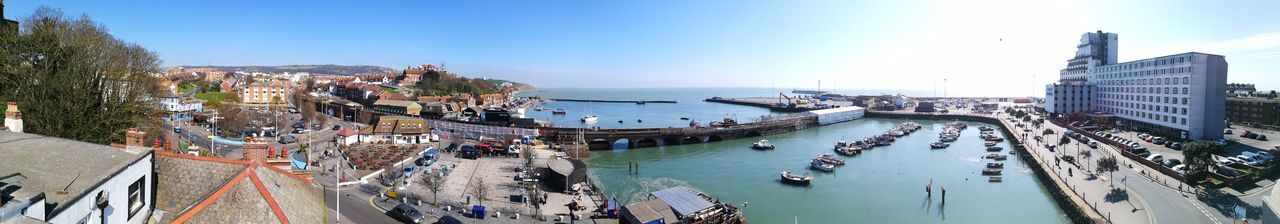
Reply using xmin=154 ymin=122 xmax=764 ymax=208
xmin=526 ymin=88 xmax=1069 ymax=223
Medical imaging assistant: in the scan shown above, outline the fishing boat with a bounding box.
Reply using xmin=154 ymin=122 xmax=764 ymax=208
xmin=751 ymin=139 xmax=775 ymax=150
xmin=984 ymin=141 xmax=998 ymax=147
xmin=835 ymin=145 xmax=861 ymax=156
xmin=986 ymin=146 xmax=1003 ymax=152
xmin=581 ymin=115 xmax=598 ymax=123
xmin=780 ymin=171 xmax=813 ymax=185
xmin=635 ymin=101 xmax=646 ymax=105
xmin=988 ymin=176 xmax=1003 ymax=182
xmin=618 ymin=120 xmax=624 ymax=123
xmin=637 ymin=119 xmax=643 ymax=123
xmin=986 ymin=162 xmax=1004 ymax=168
xmin=982 ymin=168 xmax=1003 ymax=175
xmin=930 ymin=141 xmax=950 ymax=149
xmin=679 ymin=117 xmax=690 ymax=120
xmin=533 ymin=105 xmax=545 ymax=111
xmin=978 ymin=125 xmax=994 ymax=131
xmin=809 ymin=159 xmax=835 ymax=172
xmin=939 ymin=135 xmax=958 ymax=142
xmin=985 ymin=153 xmax=1008 ymax=160
xmin=816 ymin=154 xmax=845 ymax=165
xmin=551 ymin=108 xmax=567 ymax=115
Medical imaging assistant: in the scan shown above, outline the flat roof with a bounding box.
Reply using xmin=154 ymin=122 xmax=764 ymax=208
xmin=650 ymin=187 xmax=714 ymax=217
xmin=0 ymin=131 xmax=152 ymax=217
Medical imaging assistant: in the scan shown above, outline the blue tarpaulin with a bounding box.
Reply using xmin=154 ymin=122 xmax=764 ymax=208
xmin=649 ymin=187 xmax=714 ymax=217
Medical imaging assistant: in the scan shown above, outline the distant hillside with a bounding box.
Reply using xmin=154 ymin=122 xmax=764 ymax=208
xmin=485 ymin=79 xmax=537 ymax=92
xmin=177 ymin=64 xmax=396 ymax=76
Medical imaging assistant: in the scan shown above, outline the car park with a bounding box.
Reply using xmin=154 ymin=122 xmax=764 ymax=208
xmin=387 ymin=204 xmax=425 ymax=224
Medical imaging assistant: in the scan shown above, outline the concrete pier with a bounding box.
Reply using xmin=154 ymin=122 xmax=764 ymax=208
xmin=547 ymin=98 xmax=677 ymax=104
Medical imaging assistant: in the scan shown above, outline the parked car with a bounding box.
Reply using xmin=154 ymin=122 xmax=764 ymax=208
xmin=1225 ymin=129 xmax=1233 ymax=134
xmin=1217 ymin=139 xmax=1230 ymax=146
xmin=387 ymin=204 xmax=425 ymax=224
xmin=173 ymin=127 xmax=182 ymax=133
xmin=278 ymin=135 xmax=298 ymax=144
xmin=1172 ymin=164 xmax=1186 ymax=174
xmin=402 ymin=165 xmax=416 ymax=178
xmin=1152 ymin=137 xmax=1166 ymax=145
xmin=1088 ymin=141 xmax=1098 ymax=149
xmin=458 ymin=145 xmax=480 ymax=159
xmin=1216 ymin=165 xmax=1241 ymax=176
xmin=1170 ymin=142 xmax=1183 ymax=150
xmin=1258 ymin=135 xmax=1268 ymax=141
xmin=332 ymin=125 xmax=341 ymax=130
xmin=1146 ymin=154 xmax=1164 ymax=163
xmin=436 ymin=215 xmax=464 ymax=224
xmin=1163 ymin=159 xmax=1182 ymax=168
xmin=1130 ymin=147 xmax=1151 ymax=157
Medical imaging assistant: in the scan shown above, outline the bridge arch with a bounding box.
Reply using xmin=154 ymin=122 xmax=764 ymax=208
xmin=612 ymin=138 xmax=633 ymax=149
xmin=662 ymin=137 xmax=682 ymax=146
xmin=680 ymin=136 xmax=703 ymax=144
xmin=588 ymin=138 xmax=613 ymax=150
xmin=706 ymin=135 xmax=724 ymax=142
xmin=635 ymin=138 xmax=659 ymax=148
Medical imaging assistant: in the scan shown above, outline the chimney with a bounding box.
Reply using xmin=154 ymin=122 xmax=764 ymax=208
xmin=242 ymin=138 xmax=268 ymax=161
xmin=125 ymin=128 xmax=146 ymax=149
xmin=5 ymin=102 xmax=22 ymax=133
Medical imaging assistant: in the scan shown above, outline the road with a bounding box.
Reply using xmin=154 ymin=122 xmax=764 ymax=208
xmin=326 ymin=187 xmax=400 ymax=224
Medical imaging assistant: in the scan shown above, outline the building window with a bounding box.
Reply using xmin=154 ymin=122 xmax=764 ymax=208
xmin=128 ymin=177 xmax=145 ymax=219
xmin=1182 ymin=118 xmax=1187 ymax=125
xmin=1182 ymin=98 xmax=1188 ymax=105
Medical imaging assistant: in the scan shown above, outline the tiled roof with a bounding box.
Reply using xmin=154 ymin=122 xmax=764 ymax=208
xmin=371 ymin=116 xmax=426 ymax=135
xmin=154 ymin=151 xmax=323 ymax=224
xmin=0 ymin=132 xmax=152 ymax=218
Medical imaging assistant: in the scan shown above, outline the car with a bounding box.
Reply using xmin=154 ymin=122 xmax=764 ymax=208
xmin=1163 ymin=159 xmax=1182 ymax=168
xmin=458 ymin=145 xmax=480 ymax=159
xmin=173 ymin=127 xmax=182 ymax=133
xmin=436 ymin=215 xmax=464 ymax=224
xmin=1217 ymin=139 xmax=1229 ymax=146
xmin=1228 ymin=156 xmax=1250 ymax=165
xmin=292 ymin=128 xmax=306 ymax=134
xmin=1172 ymin=164 xmax=1186 ymax=174
xmin=1044 ymin=144 xmax=1057 ymax=151
xmin=1225 ymin=129 xmax=1234 ymax=134
xmin=387 ymin=204 xmax=425 ymax=224
xmin=1152 ymin=137 xmax=1165 ymax=145
xmin=1171 ymin=142 xmax=1183 ymax=150
xmin=287 ymin=108 xmax=299 ymax=114
xmin=1088 ymin=141 xmax=1098 ymax=149
xmin=1146 ymin=154 xmax=1164 ymax=163
xmin=402 ymin=165 xmax=416 ymax=178
xmin=332 ymin=125 xmax=341 ymax=130
xmin=278 ymin=135 xmax=298 ymax=144
xmin=1259 ymin=135 xmax=1269 ymax=141
xmin=1130 ymin=147 xmax=1151 ymax=157
xmin=1262 ymin=151 xmax=1275 ymax=160
xmin=1217 ymin=165 xmax=1241 ymax=176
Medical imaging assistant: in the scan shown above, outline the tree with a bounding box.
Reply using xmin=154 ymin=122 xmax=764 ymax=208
xmin=0 ymin=7 xmax=164 ymax=144
xmin=469 ymin=176 xmax=490 ymax=206
xmin=1059 ymin=135 xmax=1071 ymax=147
xmin=1182 ymin=140 xmax=1223 ymax=180
xmin=418 ymin=175 xmax=445 ymax=206
xmin=1096 ymin=156 xmax=1120 ymax=187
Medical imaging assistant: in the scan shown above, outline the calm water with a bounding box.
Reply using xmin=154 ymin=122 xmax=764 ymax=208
xmin=528 ymin=88 xmax=1068 ymax=223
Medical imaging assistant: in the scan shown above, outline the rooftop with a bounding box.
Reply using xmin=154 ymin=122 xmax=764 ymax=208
xmin=152 ymin=151 xmax=324 ymax=224
xmin=0 ymin=131 xmax=152 ymax=217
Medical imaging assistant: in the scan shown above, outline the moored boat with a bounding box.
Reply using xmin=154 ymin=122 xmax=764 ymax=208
xmin=816 ymin=153 xmax=845 ymax=165
xmin=751 ymin=139 xmax=775 ymax=150
xmin=930 ymin=142 xmax=950 ymax=149
xmin=985 ymin=153 xmax=1008 ymax=160
xmin=988 ymin=176 xmax=1003 ymax=182
xmin=986 ymin=162 xmax=1004 ymax=168
xmin=780 ymin=171 xmax=813 ymax=185
xmin=986 ymin=146 xmax=1003 ymax=152
xmin=551 ymin=108 xmax=567 ymax=115
xmin=982 ymin=168 xmax=1003 ymax=175
xmin=984 ymin=141 xmax=998 ymax=147
xmin=581 ymin=115 xmax=598 ymax=123
xmin=809 ymin=159 xmax=835 ymax=172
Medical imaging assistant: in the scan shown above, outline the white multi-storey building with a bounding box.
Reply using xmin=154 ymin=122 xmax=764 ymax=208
xmin=1046 ymin=31 xmax=1227 ymax=140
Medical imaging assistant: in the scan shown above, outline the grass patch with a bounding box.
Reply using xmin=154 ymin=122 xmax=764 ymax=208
xmin=176 ymin=81 xmax=198 ymax=93
xmin=379 ymin=86 xmax=399 ymax=93
xmin=195 ymin=92 xmax=237 ymax=108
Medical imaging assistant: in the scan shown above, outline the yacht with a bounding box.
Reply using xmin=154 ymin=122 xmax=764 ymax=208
xmin=581 ymin=115 xmax=598 ymax=123
xmin=551 ymin=108 xmax=567 ymax=115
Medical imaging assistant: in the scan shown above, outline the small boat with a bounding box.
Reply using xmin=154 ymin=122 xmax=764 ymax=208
xmin=809 ymin=159 xmax=835 ymax=172
xmin=930 ymin=142 xmax=950 ymax=149
xmin=780 ymin=171 xmax=813 ymax=185
xmin=986 ymin=146 xmax=1003 ymax=152
xmin=985 ymin=153 xmax=1008 ymax=160
xmin=551 ymin=108 xmax=567 ymax=115
xmin=581 ymin=115 xmax=598 ymax=123
xmin=988 ymin=176 xmax=1003 ymax=182
xmin=618 ymin=120 xmax=624 ymax=123
xmin=637 ymin=119 xmax=643 ymax=123
xmin=751 ymin=139 xmax=775 ymax=150
xmin=636 ymin=101 xmax=646 ymax=105
xmin=680 ymin=117 xmax=690 ymax=120
xmin=835 ymin=146 xmax=861 ymax=156
xmin=533 ymin=106 xmax=545 ymax=111
xmin=978 ymin=126 xmax=994 ymax=131
xmin=982 ymin=168 xmax=1003 ymax=175
xmin=939 ymin=135 xmax=958 ymax=142
xmin=986 ymin=162 xmax=1004 ymax=168
xmin=984 ymin=141 xmax=998 ymax=147
xmin=816 ymin=154 xmax=845 ymax=165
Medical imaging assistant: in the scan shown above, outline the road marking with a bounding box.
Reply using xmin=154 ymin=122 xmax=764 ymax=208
xmin=1185 ymin=197 xmax=1222 ymax=224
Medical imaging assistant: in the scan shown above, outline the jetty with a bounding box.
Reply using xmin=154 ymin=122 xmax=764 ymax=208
xmin=547 ymin=98 xmax=677 ymax=104
xmin=703 ymin=97 xmax=816 ymax=112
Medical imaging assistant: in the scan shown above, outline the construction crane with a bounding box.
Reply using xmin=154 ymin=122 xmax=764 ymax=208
xmin=778 ymin=92 xmax=799 ymax=108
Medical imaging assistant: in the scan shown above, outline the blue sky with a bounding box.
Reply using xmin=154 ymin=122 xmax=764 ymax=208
xmin=5 ymin=0 xmax=1279 ymax=96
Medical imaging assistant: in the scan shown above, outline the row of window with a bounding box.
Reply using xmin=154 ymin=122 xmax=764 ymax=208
xmin=1095 ymin=55 xmax=1191 ymax=73
xmin=1098 ymin=76 xmax=1190 ymax=86
xmin=1098 ymin=86 xmax=1190 ymax=95
xmin=1099 ymin=94 xmax=1190 ymax=105
xmin=1101 ymin=105 xmax=1189 ymax=126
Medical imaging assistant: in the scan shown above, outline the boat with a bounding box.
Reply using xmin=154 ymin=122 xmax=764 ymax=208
xmin=986 ymin=162 xmax=1004 ymax=168
xmin=533 ymin=106 xmax=545 ymax=111
xmin=618 ymin=120 xmax=624 ymax=123
xmin=939 ymin=135 xmax=958 ymax=142
xmin=984 ymin=141 xmax=998 ymax=147
xmin=930 ymin=142 xmax=950 ymax=149
xmin=985 ymin=153 xmax=1008 ymax=160
xmin=988 ymin=176 xmax=1003 ymax=182
xmin=809 ymin=159 xmax=835 ymax=172
xmin=978 ymin=126 xmax=994 ymax=131
xmin=986 ymin=146 xmax=1003 ymax=152
xmin=680 ymin=117 xmax=690 ymax=120
xmin=780 ymin=171 xmax=813 ymax=185
xmin=816 ymin=154 xmax=845 ymax=165
xmin=636 ymin=101 xmax=646 ymax=105
xmin=581 ymin=115 xmax=598 ymax=123
xmin=551 ymin=108 xmax=567 ymax=115
xmin=835 ymin=146 xmax=861 ymax=156
xmin=751 ymin=139 xmax=775 ymax=150
xmin=637 ymin=119 xmax=643 ymax=123
xmin=982 ymin=168 xmax=1003 ymax=175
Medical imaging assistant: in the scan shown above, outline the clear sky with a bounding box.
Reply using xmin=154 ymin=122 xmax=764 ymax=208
xmin=5 ymin=0 xmax=1279 ymax=96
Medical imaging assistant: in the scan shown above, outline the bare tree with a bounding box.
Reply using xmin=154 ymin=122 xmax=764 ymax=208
xmin=469 ymin=176 xmax=490 ymax=206
xmin=419 ymin=175 xmax=445 ymax=205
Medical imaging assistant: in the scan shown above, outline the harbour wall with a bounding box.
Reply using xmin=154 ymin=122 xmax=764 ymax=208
xmin=865 ymin=111 xmax=1103 ymax=224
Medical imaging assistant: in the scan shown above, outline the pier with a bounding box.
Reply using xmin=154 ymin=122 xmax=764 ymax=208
xmin=546 ymin=98 xmax=677 ymax=104
xmin=545 ymin=114 xmax=817 ymax=150
xmin=703 ymin=97 xmax=815 ymax=112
